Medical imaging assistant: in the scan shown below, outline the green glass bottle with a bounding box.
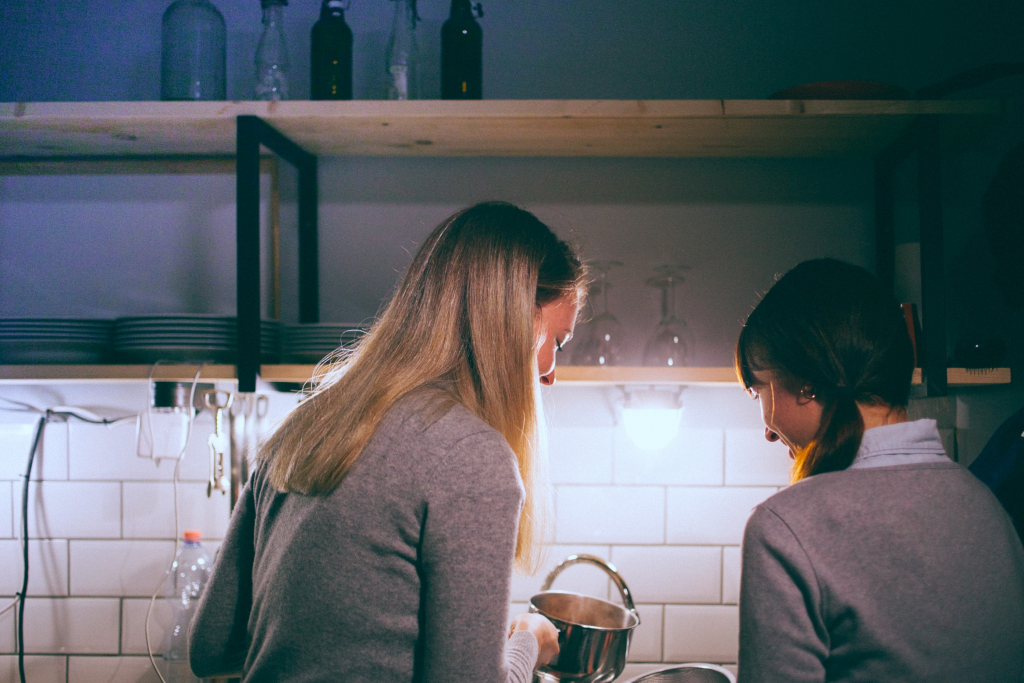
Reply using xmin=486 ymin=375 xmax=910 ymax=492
xmin=311 ymin=0 xmax=353 ymax=100
xmin=440 ymin=0 xmax=482 ymax=99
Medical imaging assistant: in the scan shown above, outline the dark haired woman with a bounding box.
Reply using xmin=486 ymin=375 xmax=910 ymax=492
xmin=735 ymin=258 xmax=1024 ymax=682
xmin=189 ymin=203 xmax=581 ymax=682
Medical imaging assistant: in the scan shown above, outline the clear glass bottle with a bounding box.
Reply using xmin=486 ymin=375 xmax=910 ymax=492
xmin=161 ymin=530 xmax=212 ymax=683
xmin=161 ymin=0 xmax=227 ymax=101
xmin=386 ymin=0 xmax=420 ymax=100
xmin=255 ymin=0 xmax=290 ymax=101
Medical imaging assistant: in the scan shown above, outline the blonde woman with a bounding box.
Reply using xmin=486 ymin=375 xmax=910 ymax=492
xmin=189 ymin=203 xmax=582 ymax=682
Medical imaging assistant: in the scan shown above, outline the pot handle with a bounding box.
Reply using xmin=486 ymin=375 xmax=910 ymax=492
xmin=540 ymin=554 xmax=638 ymax=614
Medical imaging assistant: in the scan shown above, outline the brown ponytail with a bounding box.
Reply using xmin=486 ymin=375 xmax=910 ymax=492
xmin=736 ymin=259 xmax=915 ymax=482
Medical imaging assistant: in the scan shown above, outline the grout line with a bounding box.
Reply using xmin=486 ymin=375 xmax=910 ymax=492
xmin=118 ymin=597 xmax=123 ymax=655
xmin=661 ymin=600 xmax=667 ymax=662
xmin=721 ymin=429 xmax=727 ymax=485
xmin=719 ymin=546 xmax=724 ymax=604
xmin=662 ymin=486 xmax=668 ymax=544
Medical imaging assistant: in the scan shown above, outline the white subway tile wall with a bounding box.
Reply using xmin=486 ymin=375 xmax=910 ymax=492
xmin=613 ymin=428 xmax=724 ymax=486
xmin=69 ymin=541 xmax=175 ymax=597
xmin=22 ymin=598 xmax=121 ymax=654
xmin=548 ymin=427 xmax=614 ymax=484
xmin=0 ymin=605 xmax=13 ymax=654
xmin=120 ymin=599 xmax=172 ymax=656
xmin=666 ymin=487 xmax=776 ymax=545
xmin=724 ymin=429 xmax=792 ymax=486
xmin=610 ymin=546 xmax=721 ymax=604
xmin=722 ymin=546 xmax=742 ymax=605
xmin=0 ymin=655 xmax=67 ymax=683
xmin=0 ymin=423 xmax=68 ymax=481
xmin=628 ymin=604 xmax=665 ymax=662
xmin=663 ymin=605 xmax=740 ymax=663
xmin=557 ymin=486 xmax=666 ymax=544
xmin=68 ymin=656 xmax=162 ymax=683
xmin=121 ymin=483 xmax=230 ymax=540
xmin=2 ymin=383 xmax=775 ymax=678
xmin=0 ymin=540 xmax=68 ymax=596
xmin=17 ymin=482 xmax=122 ymax=540
xmin=0 ymin=483 xmax=12 ymax=538
xmin=509 ymin=545 xmax=612 ymax=602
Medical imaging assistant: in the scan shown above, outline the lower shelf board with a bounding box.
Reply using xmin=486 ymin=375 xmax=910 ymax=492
xmin=0 ymin=365 xmax=1011 ymax=387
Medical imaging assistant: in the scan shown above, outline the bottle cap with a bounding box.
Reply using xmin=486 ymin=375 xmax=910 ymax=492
xmin=183 ymin=530 xmax=202 ymax=543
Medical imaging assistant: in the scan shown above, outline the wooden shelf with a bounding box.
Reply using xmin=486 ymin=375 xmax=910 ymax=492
xmin=0 ymin=364 xmax=241 ymax=383
xmin=0 ymin=365 xmax=1010 ymax=387
xmin=0 ymin=100 xmax=1003 ymax=162
xmin=556 ymin=366 xmax=738 ymax=385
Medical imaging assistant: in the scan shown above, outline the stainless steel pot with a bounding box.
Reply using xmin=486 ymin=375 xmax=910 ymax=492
xmin=621 ymin=664 xmax=735 ymax=683
xmin=529 ymin=554 xmax=640 ymax=683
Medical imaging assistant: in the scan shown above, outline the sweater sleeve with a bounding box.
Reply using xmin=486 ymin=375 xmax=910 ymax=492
xmin=188 ymin=477 xmax=255 ymax=678
xmin=738 ymin=505 xmax=828 ymax=683
xmin=418 ymin=429 xmax=535 ymax=683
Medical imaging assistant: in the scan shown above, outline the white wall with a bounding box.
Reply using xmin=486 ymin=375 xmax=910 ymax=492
xmin=0 ymin=381 xmax=300 ymax=682
xmin=0 ymin=379 xmax=964 ymax=682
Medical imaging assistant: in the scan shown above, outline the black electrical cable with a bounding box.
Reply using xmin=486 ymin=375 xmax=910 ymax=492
xmin=4 ymin=403 xmax=131 ymax=683
xmin=18 ymin=412 xmax=48 ymax=683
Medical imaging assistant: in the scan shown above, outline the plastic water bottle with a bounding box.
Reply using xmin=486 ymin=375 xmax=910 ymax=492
xmin=162 ymin=530 xmax=213 ymax=682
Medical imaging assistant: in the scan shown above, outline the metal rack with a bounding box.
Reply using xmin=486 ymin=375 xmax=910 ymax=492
xmin=0 ymin=100 xmax=1008 ymax=392
xmin=235 ymin=115 xmax=318 ymax=392
xmin=875 ymin=117 xmax=949 ymax=396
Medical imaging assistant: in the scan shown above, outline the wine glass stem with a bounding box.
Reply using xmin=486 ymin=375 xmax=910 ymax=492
xmin=668 ymin=277 xmax=676 ymax=320
xmin=661 ymin=278 xmax=677 ymax=323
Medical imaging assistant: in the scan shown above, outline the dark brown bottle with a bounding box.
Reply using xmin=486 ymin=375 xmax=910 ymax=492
xmin=440 ymin=0 xmax=482 ymax=99
xmin=310 ymin=0 xmax=353 ymax=100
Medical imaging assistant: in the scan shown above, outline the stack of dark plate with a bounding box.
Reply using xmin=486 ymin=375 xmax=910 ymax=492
xmin=0 ymin=318 xmax=114 ymax=363
xmin=282 ymin=323 xmax=366 ymax=363
xmin=113 ymin=315 xmax=281 ymax=363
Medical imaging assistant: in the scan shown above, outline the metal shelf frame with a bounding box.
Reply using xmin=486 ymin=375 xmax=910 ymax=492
xmin=236 ymin=115 xmax=319 ymax=392
xmin=874 ymin=117 xmax=947 ymax=397
xmin=1 ymin=101 xmax=1004 ymax=393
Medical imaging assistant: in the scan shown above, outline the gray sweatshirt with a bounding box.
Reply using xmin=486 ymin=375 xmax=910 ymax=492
xmin=739 ymin=420 xmax=1024 ymax=683
xmin=189 ymin=392 xmax=539 ymax=682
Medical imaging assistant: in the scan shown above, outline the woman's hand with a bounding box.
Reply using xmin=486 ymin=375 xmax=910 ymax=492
xmin=509 ymin=612 xmax=560 ymax=667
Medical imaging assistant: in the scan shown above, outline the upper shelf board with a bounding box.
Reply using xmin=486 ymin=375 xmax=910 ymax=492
xmin=0 ymin=100 xmax=1004 ymax=160
xmin=0 ymin=365 xmax=1010 ymax=387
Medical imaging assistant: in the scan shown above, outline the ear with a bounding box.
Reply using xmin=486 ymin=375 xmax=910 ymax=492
xmin=796 ymin=385 xmax=817 ymax=405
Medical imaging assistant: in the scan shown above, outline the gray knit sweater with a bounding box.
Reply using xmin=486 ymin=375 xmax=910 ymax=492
xmin=739 ymin=420 xmax=1024 ymax=683
xmin=189 ymin=392 xmax=539 ymax=682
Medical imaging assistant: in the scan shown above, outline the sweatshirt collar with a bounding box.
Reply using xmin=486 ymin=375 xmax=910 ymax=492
xmin=848 ymin=418 xmax=951 ymax=470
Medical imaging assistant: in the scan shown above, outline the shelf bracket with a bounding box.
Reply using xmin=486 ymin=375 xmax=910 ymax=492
xmin=874 ymin=117 xmax=947 ymax=397
xmin=236 ymin=115 xmax=319 ymax=393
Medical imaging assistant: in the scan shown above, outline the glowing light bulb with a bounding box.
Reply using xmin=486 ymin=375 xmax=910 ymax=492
xmin=621 ymin=389 xmax=684 ymax=451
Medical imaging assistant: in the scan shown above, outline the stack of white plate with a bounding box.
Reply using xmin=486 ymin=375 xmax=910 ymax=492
xmin=283 ymin=323 xmax=366 ymax=363
xmin=0 ymin=318 xmax=114 ymax=364
xmin=113 ymin=315 xmax=281 ymax=363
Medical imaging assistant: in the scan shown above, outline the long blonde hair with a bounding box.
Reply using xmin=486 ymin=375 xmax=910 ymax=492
xmin=260 ymin=202 xmax=586 ymax=571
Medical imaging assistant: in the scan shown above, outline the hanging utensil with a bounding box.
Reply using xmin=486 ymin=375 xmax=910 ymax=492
xmin=203 ymin=389 xmax=233 ymax=496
